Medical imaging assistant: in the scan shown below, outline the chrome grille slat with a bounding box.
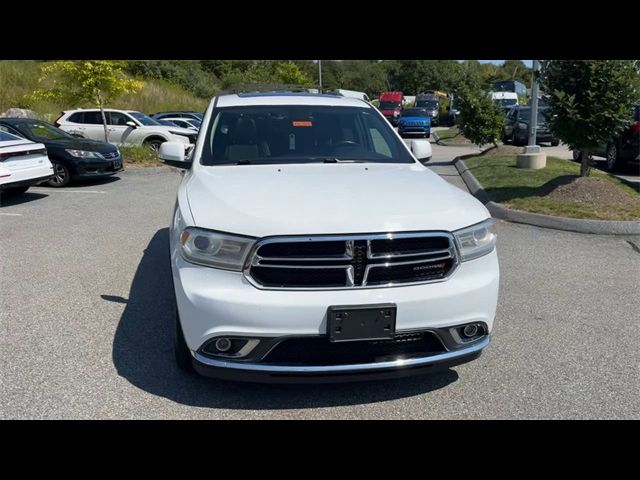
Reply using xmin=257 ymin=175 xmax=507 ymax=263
xmin=244 ymin=232 xmax=459 ymax=290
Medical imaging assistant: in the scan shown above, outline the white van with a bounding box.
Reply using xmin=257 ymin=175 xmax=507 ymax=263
xmin=491 ymin=91 xmax=519 ymax=112
xmin=333 ymin=89 xmax=371 ymax=103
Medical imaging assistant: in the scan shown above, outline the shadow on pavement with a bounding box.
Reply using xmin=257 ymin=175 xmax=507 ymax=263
xmin=111 ymin=228 xmax=459 ymax=411
xmin=0 ymin=191 xmax=48 ymax=207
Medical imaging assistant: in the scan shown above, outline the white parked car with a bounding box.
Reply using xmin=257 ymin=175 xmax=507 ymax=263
xmin=161 ymin=92 xmax=499 ymax=383
xmin=0 ymin=130 xmax=53 ymax=195
xmin=55 ymin=109 xmax=197 ymax=151
xmin=161 ymin=117 xmax=201 ymax=131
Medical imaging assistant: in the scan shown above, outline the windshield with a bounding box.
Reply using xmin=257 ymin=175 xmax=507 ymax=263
xmin=190 ymin=119 xmax=202 ymax=127
xmin=402 ymin=108 xmax=428 ymax=118
xmin=201 ymin=105 xmax=415 ymax=166
xmin=517 ymin=108 xmax=548 ymax=123
xmin=415 ymin=100 xmax=439 ymax=110
xmin=495 ymin=98 xmax=518 ymax=107
xmin=128 ymin=111 xmax=161 ymax=126
xmin=16 ymin=122 xmax=75 ymax=141
xmin=379 ymin=101 xmax=401 ymax=110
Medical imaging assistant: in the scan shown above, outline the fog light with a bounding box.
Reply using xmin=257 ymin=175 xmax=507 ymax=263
xmin=215 ymin=337 xmax=231 ymax=352
xmin=462 ymin=324 xmax=479 ymax=338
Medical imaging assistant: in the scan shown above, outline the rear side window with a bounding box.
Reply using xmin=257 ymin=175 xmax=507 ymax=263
xmin=68 ymin=112 xmax=84 ymax=123
xmin=83 ymin=111 xmax=103 ymax=124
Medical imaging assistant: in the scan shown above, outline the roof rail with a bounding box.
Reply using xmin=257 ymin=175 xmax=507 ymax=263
xmin=218 ymin=83 xmax=324 ymax=95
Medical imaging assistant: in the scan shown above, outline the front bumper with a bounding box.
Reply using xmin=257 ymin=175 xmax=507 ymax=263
xmin=398 ymin=126 xmax=430 ymax=136
xmin=73 ymin=158 xmax=123 ymax=177
xmin=172 ymin=245 xmax=499 ymax=380
xmin=191 ymin=335 xmax=489 ymax=383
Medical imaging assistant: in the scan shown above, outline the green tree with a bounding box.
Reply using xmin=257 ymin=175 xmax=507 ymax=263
xmin=457 ymin=86 xmax=505 ymax=147
xmin=31 ymin=61 xmax=142 ymax=142
xmin=274 ymin=61 xmax=311 ymax=84
xmin=539 ymin=60 xmax=640 ymax=176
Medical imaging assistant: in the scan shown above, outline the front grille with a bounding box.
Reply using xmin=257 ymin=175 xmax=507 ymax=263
xmin=245 ymin=232 xmax=458 ymax=290
xmin=101 ymin=151 xmax=120 ymax=160
xmin=263 ymin=331 xmax=446 ymax=366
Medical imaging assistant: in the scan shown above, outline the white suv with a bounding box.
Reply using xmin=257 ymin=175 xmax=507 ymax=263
xmin=161 ymin=92 xmax=499 ymax=383
xmin=55 ymin=109 xmax=196 ymax=151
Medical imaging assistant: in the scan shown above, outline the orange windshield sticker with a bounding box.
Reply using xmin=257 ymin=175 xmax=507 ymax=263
xmin=293 ymin=121 xmax=312 ymax=127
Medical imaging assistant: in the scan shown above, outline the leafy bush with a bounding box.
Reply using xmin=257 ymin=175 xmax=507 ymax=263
xmin=457 ymin=87 xmax=505 ymax=147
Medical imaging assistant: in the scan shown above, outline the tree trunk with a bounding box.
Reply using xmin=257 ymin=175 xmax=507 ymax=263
xmin=580 ymin=148 xmax=591 ymax=177
xmin=98 ymin=94 xmax=109 ymax=143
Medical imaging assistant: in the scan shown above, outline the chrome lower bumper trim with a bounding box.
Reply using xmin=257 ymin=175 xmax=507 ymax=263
xmin=193 ymin=335 xmax=490 ymax=374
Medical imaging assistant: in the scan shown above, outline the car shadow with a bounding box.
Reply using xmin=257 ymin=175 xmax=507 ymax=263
xmin=111 ymin=228 xmax=459 ymax=410
xmin=0 ymin=191 xmax=48 ymax=207
xmin=36 ymin=175 xmax=121 ymax=189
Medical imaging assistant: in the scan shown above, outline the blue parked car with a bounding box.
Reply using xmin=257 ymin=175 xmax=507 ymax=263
xmin=397 ymin=108 xmax=431 ymax=138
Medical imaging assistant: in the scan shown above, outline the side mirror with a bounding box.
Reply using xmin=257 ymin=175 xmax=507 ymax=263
xmin=158 ymin=141 xmax=192 ymax=168
xmin=126 ymin=121 xmax=137 ymax=128
xmin=410 ymin=139 xmax=432 ymax=162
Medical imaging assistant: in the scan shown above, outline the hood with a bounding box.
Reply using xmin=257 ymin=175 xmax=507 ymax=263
xmin=400 ymin=116 xmax=430 ymax=124
xmin=185 ymin=162 xmax=489 ymax=237
xmin=44 ymin=137 xmax=118 ymax=153
xmin=151 ymin=125 xmax=195 ymax=136
xmin=381 ymin=110 xmax=400 ymax=116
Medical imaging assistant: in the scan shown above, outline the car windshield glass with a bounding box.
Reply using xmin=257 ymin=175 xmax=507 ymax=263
xmin=190 ymin=119 xmax=202 ymax=127
xmin=495 ymin=99 xmax=518 ymax=107
xmin=201 ymin=105 xmax=415 ymax=166
xmin=517 ymin=108 xmax=547 ymax=123
xmin=415 ymin=100 xmax=439 ymax=110
xmin=128 ymin=112 xmax=161 ymax=126
xmin=402 ymin=108 xmax=428 ymax=117
xmin=17 ymin=122 xmax=74 ymax=141
xmin=379 ymin=101 xmax=400 ymax=110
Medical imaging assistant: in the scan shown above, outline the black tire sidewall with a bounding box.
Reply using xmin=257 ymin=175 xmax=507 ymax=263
xmin=47 ymin=161 xmax=71 ymax=187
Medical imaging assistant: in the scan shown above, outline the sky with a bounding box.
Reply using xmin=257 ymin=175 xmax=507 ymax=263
xmin=478 ymin=60 xmax=533 ymax=67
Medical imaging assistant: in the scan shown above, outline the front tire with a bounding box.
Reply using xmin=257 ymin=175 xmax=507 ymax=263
xmin=605 ymin=143 xmax=620 ymax=172
xmin=175 ymin=311 xmax=195 ymax=373
xmin=144 ymin=138 xmax=164 ymax=153
xmin=551 ymin=139 xmax=560 ymax=147
xmin=45 ymin=161 xmax=71 ymax=187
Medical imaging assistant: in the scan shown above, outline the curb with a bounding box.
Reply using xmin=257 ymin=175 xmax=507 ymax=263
xmin=454 ymin=156 xmax=640 ymax=235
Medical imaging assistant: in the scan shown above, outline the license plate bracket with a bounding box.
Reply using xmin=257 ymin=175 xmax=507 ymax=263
xmin=327 ymin=303 xmax=396 ymax=343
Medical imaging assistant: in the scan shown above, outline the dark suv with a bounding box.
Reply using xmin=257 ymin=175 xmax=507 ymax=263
xmin=573 ymin=105 xmax=640 ymax=172
xmin=502 ymin=105 xmax=560 ymax=146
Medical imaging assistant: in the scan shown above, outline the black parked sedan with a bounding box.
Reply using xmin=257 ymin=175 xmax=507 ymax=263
xmin=0 ymin=118 xmax=123 ymax=187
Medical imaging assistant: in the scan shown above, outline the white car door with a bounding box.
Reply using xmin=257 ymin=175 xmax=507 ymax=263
xmin=81 ymin=111 xmax=110 ymax=142
xmin=107 ymin=111 xmax=136 ymax=145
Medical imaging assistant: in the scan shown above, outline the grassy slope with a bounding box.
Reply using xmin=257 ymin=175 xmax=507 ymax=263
xmin=465 ymin=155 xmax=640 ymax=221
xmin=0 ymin=60 xmax=208 ymax=122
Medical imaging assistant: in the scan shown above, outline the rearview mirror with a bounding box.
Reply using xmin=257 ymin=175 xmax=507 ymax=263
xmin=126 ymin=121 xmax=137 ymax=128
xmin=158 ymin=141 xmax=191 ymax=168
xmin=410 ymin=139 xmax=432 ymax=162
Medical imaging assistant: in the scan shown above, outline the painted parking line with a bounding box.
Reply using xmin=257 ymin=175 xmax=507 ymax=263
xmin=29 ymin=188 xmax=107 ymax=194
xmin=0 ymin=212 xmax=23 ymax=216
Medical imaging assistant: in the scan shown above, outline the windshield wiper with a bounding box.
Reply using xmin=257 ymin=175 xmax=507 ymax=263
xmin=322 ymin=158 xmax=367 ymax=163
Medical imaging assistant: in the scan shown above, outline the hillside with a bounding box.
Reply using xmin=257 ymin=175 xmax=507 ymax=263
xmin=0 ymin=61 xmax=209 ymax=121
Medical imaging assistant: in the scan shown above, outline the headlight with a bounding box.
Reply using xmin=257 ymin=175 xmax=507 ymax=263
xmin=393 ymin=111 xmax=400 ymax=117
xmin=65 ymin=149 xmax=100 ymax=158
xmin=516 ymin=122 xmax=528 ymax=130
xmin=179 ymin=227 xmax=255 ymax=271
xmin=453 ymin=219 xmax=497 ymax=261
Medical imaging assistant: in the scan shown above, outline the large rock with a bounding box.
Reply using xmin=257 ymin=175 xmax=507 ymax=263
xmin=1 ymin=108 xmax=39 ymax=119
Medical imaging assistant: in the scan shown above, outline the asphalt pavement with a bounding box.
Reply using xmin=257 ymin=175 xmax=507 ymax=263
xmin=1 ymin=148 xmax=639 ymax=419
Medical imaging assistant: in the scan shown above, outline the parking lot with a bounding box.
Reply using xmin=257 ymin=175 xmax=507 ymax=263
xmin=1 ymin=143 xmax=639 ymax=419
